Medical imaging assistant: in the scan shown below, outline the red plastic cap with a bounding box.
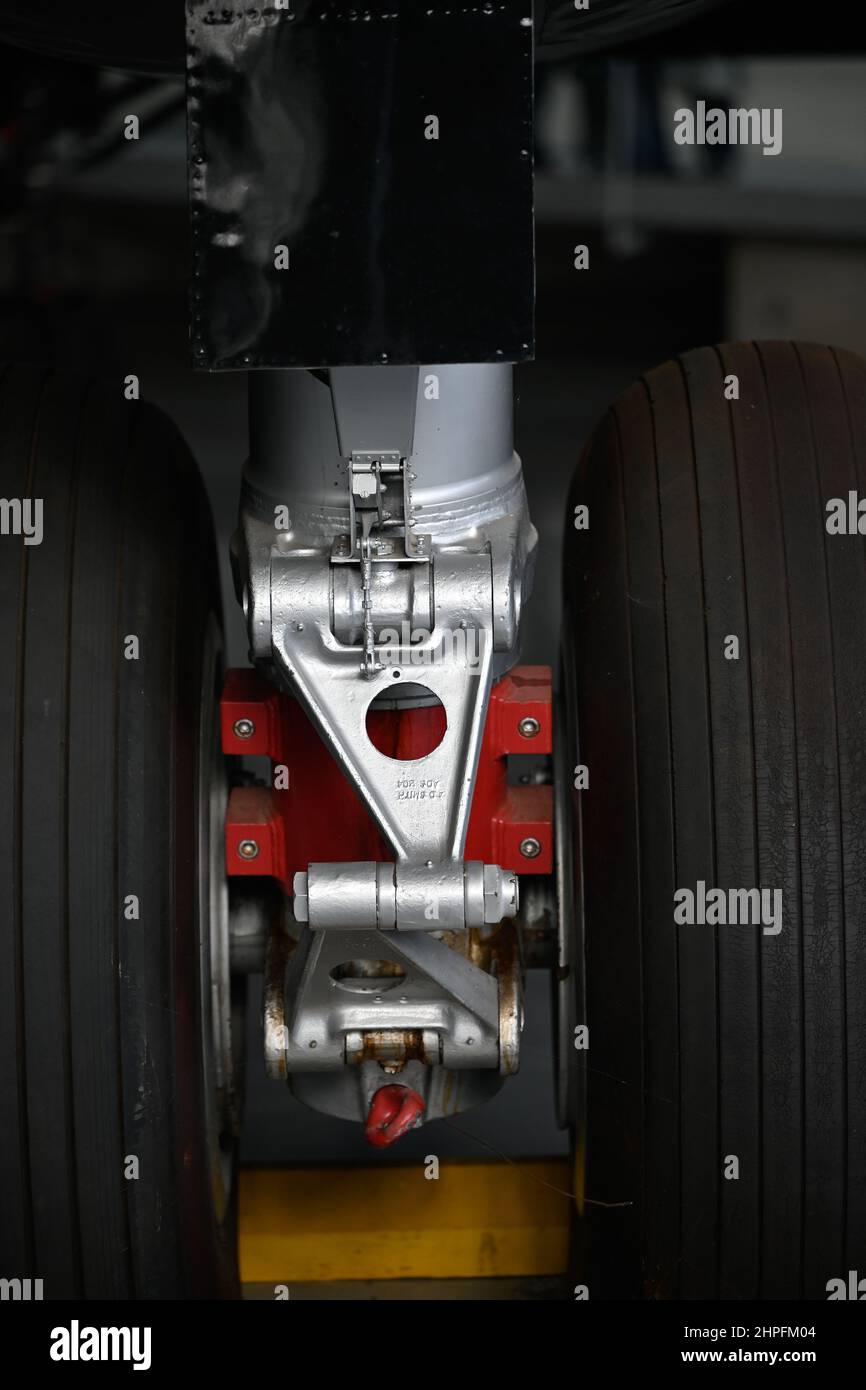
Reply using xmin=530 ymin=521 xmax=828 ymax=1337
xmin=364 ymin=1084 xmax=426 ymax=1148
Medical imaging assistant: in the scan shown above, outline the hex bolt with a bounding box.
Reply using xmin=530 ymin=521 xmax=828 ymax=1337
xmin=237 ymin=839 xmax=259 ymax=861
xmin=293 ymin=871 xmax=309 ymax=923
xmin=518 ymin=716 xmax=540 ymax=739
xmin=519 ymin=837 xmax=542 ymax=860
xmin=483 ymin=865 xmax=519 ymax=922
xmin=233 ymin=717 xmax=255 ymax=740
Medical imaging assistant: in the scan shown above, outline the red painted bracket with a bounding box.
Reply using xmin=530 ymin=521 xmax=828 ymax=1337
xmin=221 ymin=664 xmax=554 ymax=890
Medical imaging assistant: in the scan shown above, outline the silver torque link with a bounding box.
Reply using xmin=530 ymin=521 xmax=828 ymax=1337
xmin=270 ymin=544 xmax=494 ymax=863
xmin=237 ymin=363 xmax=537 ymax=1123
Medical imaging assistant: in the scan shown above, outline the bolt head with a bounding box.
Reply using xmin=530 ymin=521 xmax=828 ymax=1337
xmin=518 ymin=716 xmax=540 ymax=739
xmin=293 ymin=871 xmax=309 ymax=923
xmin=519 ymin=837 xmax=542 ymax=860
xmin=233 ymin=717 xmax=255 ymax=740
xmin=483 ymin=865 xmax=519 ymax=922
xmin=237 ymin=839 xmax=259 ymax=860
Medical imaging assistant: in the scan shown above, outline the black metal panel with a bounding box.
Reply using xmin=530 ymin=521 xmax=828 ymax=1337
xmin=1 ymin=2 xmax=848 ymax=76
xmin=186 ymin=1 xmax=534 ymax=369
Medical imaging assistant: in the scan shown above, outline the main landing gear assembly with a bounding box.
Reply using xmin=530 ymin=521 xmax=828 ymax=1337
xmin=3 ymin=344 xmax=866 ymax=1299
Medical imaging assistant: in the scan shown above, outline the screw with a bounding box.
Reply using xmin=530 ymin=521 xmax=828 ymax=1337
xmin=519 ymin=837 xmax=541 ymax=860
xmin=233 ymin=717 xmax=255 ymax=739
xmin=238 ymin=839 xmax=259 ymax=860
xmin=518 ymin=716 xmax=540 ymax=739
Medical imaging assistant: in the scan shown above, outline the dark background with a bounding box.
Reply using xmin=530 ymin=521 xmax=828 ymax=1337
xmin=0 ymin=5 xmax=864 ymax=1164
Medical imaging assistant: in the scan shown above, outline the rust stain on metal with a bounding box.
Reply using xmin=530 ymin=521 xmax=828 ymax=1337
xmin=440 ymin=922 xmax=523 ymax=1077
xmin=351 ymin=1029 xmax=427 ymax=1071
xmin=263 ymin=926 xmax=295 ymax=1081
xmin=492 ymin=922 xmax=522 ymax=1076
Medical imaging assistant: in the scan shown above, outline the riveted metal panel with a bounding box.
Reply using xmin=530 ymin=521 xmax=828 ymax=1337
xmin=186 ymin=1 xmax=534 ymax=369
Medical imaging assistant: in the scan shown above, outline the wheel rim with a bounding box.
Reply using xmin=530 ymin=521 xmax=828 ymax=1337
xmin=554 ymin=629 xmax=587 ymax=1148
xmin=198 ymin=616 xmax=238 ymax=1226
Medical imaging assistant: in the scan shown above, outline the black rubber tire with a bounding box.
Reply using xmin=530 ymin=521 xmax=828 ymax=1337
xmin=562 ymin=341 xmax=866 ymax=1300
xmin=0 ymin=365 xmax=238 ymax=1299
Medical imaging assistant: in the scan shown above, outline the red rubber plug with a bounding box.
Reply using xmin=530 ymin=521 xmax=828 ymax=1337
xmin=365 ymin=1084 xmax=426 ymax=1148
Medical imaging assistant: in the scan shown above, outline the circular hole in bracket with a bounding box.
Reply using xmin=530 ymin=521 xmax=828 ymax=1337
xmin=366 ymin=684 xmax=446 ymax=759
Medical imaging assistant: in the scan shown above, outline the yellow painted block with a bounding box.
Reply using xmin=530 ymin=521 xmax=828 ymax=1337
xmin=239 ymin=1160 xmax=571 ymax=1283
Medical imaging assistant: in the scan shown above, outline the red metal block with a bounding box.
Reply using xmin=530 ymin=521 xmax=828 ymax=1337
xmin=225 ymin=786 xmax=285 ymax=883
xmin=221 ymin=668 xmax=282 ymax=757
xmin=222 ymin=665 xmax=554 ymax=889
